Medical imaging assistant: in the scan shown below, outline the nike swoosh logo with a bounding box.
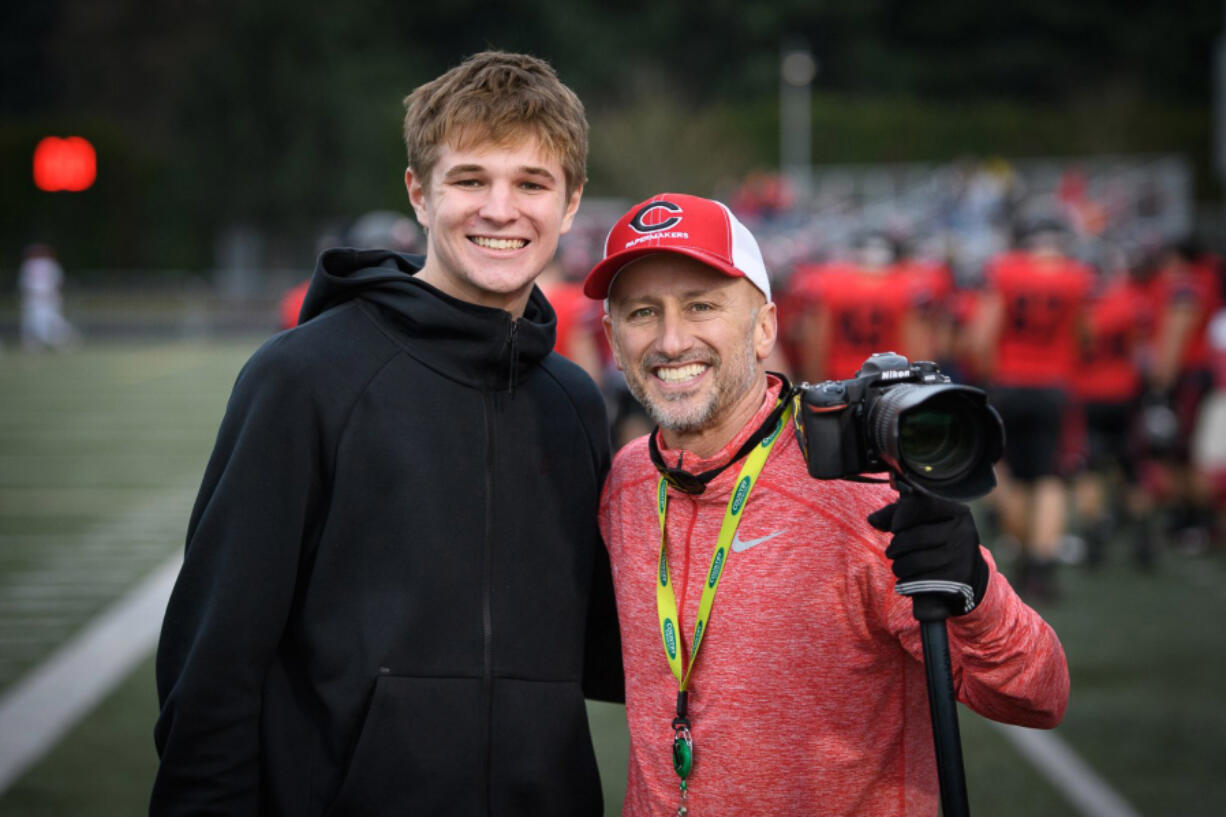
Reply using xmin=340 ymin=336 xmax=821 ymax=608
xmin=731 ymin=531 xmax=784 ymax=553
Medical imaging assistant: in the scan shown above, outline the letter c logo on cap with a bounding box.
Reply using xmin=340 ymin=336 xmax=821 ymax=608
xmin=630 ymin=200 xmax=683 ymax=234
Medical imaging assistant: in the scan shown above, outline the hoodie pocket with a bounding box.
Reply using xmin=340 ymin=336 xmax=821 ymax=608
xmin=489 ymin=678 xmax=604 ymax=816
xmin=324 ymin=675 xmax=482 ymax=817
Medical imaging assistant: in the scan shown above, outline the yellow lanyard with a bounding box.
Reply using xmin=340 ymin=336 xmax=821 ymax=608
xmin=654 ymin=400 xmax=792 ymax=690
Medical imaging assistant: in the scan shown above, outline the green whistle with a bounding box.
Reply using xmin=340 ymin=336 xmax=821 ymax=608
xmin=672 ymin=731 xmax=693 ymax=779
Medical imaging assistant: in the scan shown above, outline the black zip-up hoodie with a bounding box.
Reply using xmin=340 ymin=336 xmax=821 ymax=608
xmin=152 ymin=249 xmax=623 ymax=816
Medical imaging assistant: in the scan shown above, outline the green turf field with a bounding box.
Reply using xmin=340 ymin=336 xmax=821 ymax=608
xmin=0 ymin=339 xmax=1223 ymax=816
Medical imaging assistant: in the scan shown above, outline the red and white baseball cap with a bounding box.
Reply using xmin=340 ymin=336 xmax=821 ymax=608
xmin=583 ymin=193 xmax=771 ymax=302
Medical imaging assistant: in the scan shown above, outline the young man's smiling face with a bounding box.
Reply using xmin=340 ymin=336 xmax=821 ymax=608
xmin=406 ymin=135 xmax=582 ymax=316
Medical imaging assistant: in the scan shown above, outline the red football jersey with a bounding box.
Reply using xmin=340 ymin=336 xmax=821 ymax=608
xmin=540 ymin=279 xmax=603 ymax=365
xmin=895 ymin=258 xmax=954 ymax=312
xmin=1147 ymin=255 xmax=1223 ymax=371
xmin=776 ymin=261 xmax=830 ymax=374
xmin=815 ymin=265 xmax=916 ymax=380
xmin=1075 ymin=277 xmax=1152 ymax=402
xmin=985 ymin=251 xmax=1094 ymax=387
xmin=278 ymin=279 xmax=311 ymax=330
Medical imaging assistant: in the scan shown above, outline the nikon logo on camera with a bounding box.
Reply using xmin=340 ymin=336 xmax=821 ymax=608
xmin=663 ymin=618 xmax=678 ymax=659
xmin=708 ymin=547 xmax=725 ymax=588
xmin=731 ymin=476 xmax=751 ymax=515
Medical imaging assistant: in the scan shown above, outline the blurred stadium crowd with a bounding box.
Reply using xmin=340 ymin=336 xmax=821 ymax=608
xmin=279 ymin=154 xmax=1224 ymax=602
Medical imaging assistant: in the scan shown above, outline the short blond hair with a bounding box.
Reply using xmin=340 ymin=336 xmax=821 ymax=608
xmin=403 ymin=51 xmax=588 ymax=197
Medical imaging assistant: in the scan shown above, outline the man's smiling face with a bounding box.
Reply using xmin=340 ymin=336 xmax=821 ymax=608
xmin=406 ymin=135 xmax=581 ymax=315
xmin=604 ymin=254 xmax=775 ymax=443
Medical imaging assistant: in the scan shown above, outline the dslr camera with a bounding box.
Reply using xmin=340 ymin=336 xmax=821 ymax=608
xmin=793 ymin=352 xmax=1004 ymax=501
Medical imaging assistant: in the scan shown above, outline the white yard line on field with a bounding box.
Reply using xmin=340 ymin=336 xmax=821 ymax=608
xmin=990 ymin=722 xmax=1143 ymax=817
xmin=0 ymin=553 xmax=180 ymax=793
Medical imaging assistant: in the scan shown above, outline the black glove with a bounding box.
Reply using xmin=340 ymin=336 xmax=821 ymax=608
xmin=867 ymin=491 xmax=988 ymax=622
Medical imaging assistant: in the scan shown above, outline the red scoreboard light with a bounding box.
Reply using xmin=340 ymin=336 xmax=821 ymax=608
xmin=33 ymin=136 xmax=97 ymax=192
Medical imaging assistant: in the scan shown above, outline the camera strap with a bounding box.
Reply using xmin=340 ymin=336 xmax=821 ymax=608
xmin=654 ymin=397 xmax=792 ymax=812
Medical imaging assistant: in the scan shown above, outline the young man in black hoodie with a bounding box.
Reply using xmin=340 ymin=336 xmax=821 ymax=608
xmin=151 ymin=51 xmax=623 ymax=817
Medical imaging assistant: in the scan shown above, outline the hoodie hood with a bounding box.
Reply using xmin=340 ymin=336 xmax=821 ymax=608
xmin=300 ymin=247 xmax=558 ymax=392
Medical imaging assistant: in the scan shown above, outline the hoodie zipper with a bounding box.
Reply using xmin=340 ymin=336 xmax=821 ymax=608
xmin=481 ymin=390 xmax=496 ymax=816
xmin=480 ymin=317 xmax=519 ymax=812
xmin=506 ymin=319 xmax=520 ymax=396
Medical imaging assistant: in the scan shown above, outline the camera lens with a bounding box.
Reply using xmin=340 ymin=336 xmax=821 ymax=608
xmin=869 ymin=382 xmax=1004 ymax=500
xmin=898 ymin=392 xmax=982 ymax=482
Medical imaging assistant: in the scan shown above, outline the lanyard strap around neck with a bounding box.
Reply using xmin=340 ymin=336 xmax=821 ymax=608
xmin=655 ymin=400 xmax=793 ymax=690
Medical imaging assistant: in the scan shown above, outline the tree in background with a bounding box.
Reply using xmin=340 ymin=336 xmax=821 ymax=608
xmin=0 ymin=0 xmax=1219 ymax=273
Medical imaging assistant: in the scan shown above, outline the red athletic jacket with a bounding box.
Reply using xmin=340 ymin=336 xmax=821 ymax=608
xmin=599 ymin=377 xmax=1069 ymax=816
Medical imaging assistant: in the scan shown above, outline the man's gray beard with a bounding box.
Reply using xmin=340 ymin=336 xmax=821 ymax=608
xmin=631 ymin=377 xmax=717 ymax=435
xmin=627 ymin=333 xmax=759 ymax=436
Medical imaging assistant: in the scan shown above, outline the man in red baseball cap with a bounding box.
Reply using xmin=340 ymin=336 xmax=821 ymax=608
xmin=585 ymin=192 xmax=772 ymax=303
xmin=587 ymin=193 xmax=774 ymax=449
xmin=588 ymin=192 xmax=1069 ymax=816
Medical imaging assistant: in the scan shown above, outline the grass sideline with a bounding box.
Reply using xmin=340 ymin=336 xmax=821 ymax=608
xmin=1 ymin=339 xmax=1224 ymax=815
